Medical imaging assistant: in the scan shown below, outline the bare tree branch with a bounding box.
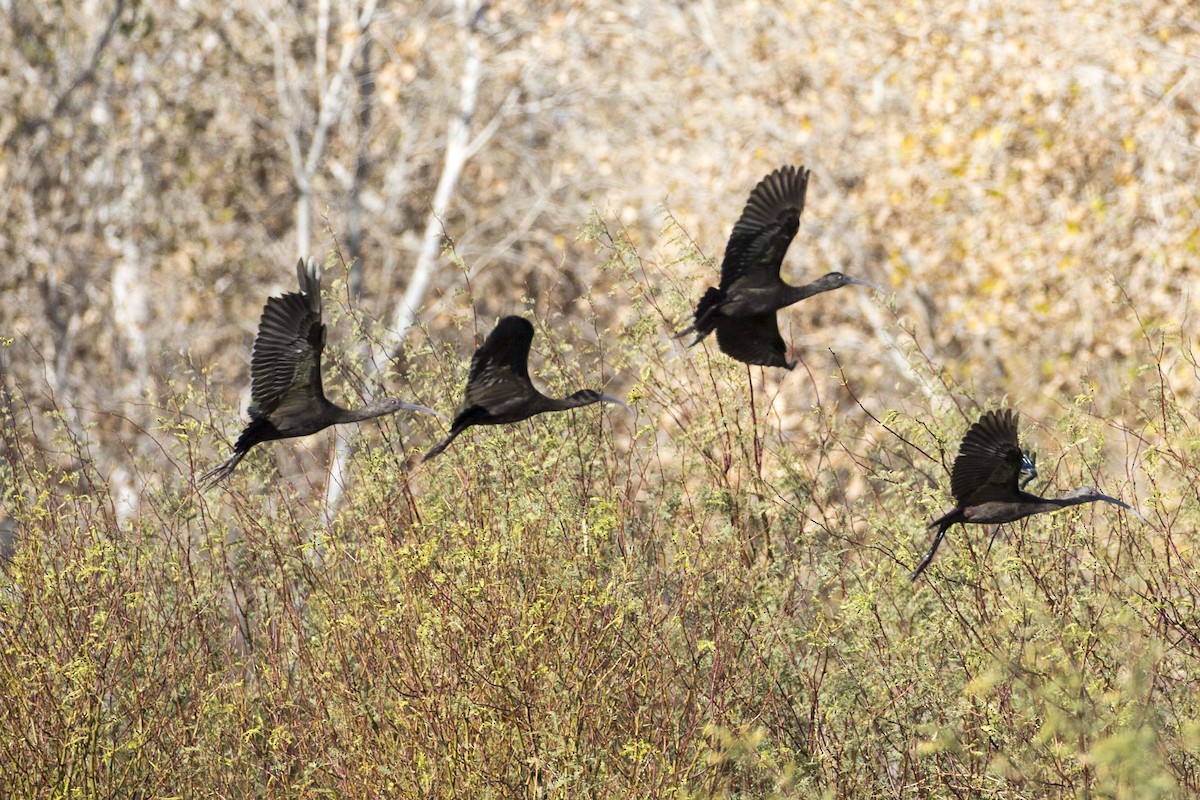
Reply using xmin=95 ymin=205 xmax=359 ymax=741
xmin=260 ymin=0 xmax=379 ymax=258
xmin=346 ymin=36 xmax=374 ymax=299
xmin=383 ymin=0 xmax=486 ymax=355
xmin=3 ymin=0 xmax=128 ymax=149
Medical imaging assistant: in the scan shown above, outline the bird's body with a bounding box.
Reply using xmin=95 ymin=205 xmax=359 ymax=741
xmin=911 ymin=409 xmax=1144 ymax=579
xmin=423 ymin=316 xmax=625 ymax=461
xmin=679 ymin=164 xmax=877 ymax=369
xmin=201 ymin=258 xmax=438 ymax=487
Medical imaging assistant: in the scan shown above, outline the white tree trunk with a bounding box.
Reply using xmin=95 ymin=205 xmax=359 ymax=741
xmin=323 ymin=0 xmax=491 ymax=515
xmin=108 ymin=50 xmax=151 ymax=521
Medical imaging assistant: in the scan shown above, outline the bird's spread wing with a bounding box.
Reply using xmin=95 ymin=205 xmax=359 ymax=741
xmin=461 ymin=316 xmax=537 ymax=412
xmin=719 ymin=165 xmax=810 ymax=290
xmin=950 ymin=409 xmax=1023 ymax=506
xmin=248 ymin=261 xmax=325 ymax=419
xmin=714 ymin=313 xmax=793 ymax=369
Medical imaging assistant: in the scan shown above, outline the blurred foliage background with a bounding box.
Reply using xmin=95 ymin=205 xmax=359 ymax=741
xmin=2 ymin=0 xmax=1199 ymax=796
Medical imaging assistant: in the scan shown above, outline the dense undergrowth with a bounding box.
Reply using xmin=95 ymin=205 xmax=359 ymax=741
xmin=2 ymin=232 xmax=1197 ymax=798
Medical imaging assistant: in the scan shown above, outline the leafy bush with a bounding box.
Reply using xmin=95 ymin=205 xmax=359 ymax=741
xmin=2 ymin=238 xmax=1195 ymax=797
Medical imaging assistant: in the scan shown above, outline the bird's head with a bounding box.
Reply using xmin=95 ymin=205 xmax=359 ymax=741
xmin=1059 ymin=486 xmax=1148 ymax=523
xmin=375 ymin=397 xmax=406 ymax=414
xmin=1063 ymin=486 xmax=1105 ymax=501
xmin=817 ymin=272 xmax=881 ymax=293
xmin=567 ymin=389 xmax=629 ymax=410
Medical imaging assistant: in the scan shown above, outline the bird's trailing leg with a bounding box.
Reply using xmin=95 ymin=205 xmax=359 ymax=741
xmin=421 ymin=430 xmax=462 ymax=462
xmin=984 ymin=525 xmax=1002 ymax=562
xmin=912 ymin=506 xmax=965 ymax=581
xmin=199 ymin=451 xmax=248 ymax=490
xmin=910 ymin=523 xmax=949 ymax=581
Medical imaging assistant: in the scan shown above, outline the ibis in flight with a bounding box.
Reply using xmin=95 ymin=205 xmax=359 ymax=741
xmin=911 ymin=408 xmax=1145 ymax=579
xmin=423 ymin=316 xmax=625 ymax=461
xmin=679 ymin=164 xmax=877 ymax=369
xmin=201 ymin=258 xmax=439 ymax=487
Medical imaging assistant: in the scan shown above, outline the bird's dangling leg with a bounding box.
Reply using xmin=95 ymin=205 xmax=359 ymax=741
xmin=746 ymin=364 xmax=765 ymax=479
xmin=911 ymin=524 xmax=948 ymax=581
xmin=984 ymin=525 xmax=1002 ymax=562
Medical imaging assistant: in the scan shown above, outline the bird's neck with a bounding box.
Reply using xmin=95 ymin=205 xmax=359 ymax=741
xmin=547 ymin=391 xmax=598 ymax=412
xmin=331 ymin=400 xmax=393 ymax=424
xmin=1020 ymin=491 xmax=1080 ymax=514
xmin=784 ymin=282 xmax=828 ymax=304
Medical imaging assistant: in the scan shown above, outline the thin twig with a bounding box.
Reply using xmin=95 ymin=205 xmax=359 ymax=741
xmin=831 ymin=348 xmax=936 ymax=464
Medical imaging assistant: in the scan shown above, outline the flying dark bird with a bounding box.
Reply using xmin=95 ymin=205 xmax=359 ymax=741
xmin=911 ymin=409 xmax=1146 ymax=580
xmin=422 ymin=316 xmax=626 ymax=461
xmin=678 ymin=164 xmax=878 ymax=369
xmin=201 ymin=258 xmax=439 ymax=488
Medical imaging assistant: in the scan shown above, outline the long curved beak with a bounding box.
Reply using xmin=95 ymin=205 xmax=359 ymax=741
xmin=846 ymin=276 xmax=884 ymax=293
xmin=400 ymin=402 xmax=448 ymax=421
xmin=598 ymin=394 xmax=630 ymax=411
xmin=1097 ymin=493 xmax=1150 ymax=525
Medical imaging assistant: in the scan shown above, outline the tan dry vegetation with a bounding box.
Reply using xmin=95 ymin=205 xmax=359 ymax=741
xmin=2 ymin=0 xmax=1200 ymax=796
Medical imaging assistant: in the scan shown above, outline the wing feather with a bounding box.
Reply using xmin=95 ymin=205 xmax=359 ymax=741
xmin=247 ymin=260 xmax=325 ymax=419
xmin=719 ymin=165 xmax=810 ymax=290
xmin=949 ymin=409 xmax=1023 ymax=506
xmin=461 ymin=316 xmax=538 ymax=412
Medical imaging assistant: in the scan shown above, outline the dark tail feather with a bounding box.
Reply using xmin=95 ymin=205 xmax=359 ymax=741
xmin=198 ymin=450 xmax=247 ymax=490
xmin=422 ymin=429 xmax=463 ymax=462
xmin=676 ymin=287 xmax=725 ymax=345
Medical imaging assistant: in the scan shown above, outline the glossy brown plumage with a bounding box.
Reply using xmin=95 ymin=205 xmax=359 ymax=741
xmin=911 ymin=409 xmax=1145 ymax=579
xmin=201 ymin=258 xmax=439 ymax=488
xmin=423 ymin=316 xmax=626 ymax=461
xmin=678 ymin=165 xmax=877 ymax=369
